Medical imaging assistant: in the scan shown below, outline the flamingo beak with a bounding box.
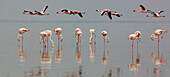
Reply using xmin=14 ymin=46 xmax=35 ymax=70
xmin=61 ymin=37 xmax=63 ymax=42
xmin=17 ymin=38 xmax=20 ymax=41
xmin=151 ymin=37 xmax=154 ymax=41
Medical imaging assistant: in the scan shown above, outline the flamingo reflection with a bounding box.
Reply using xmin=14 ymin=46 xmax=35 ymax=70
xmin=65 ymin=65 xmax=83 ymax=77
xmin=89 ymin=29 xmax=96 ymax=61
xmin=151 ymin=29 xmax=167 ymax=58
xmin=147 ymin=68 xmax=160 ymax=77
xmin=102 ymin=68 xmax=121 ymax=77
xmin=55 ymin=46 xmax=63 ymax=63
xmin=128 ymin=54 xmax=140 ymax=72
xmin=151 ymin=52 xmax=167 ymax=66
xmin=17 ymin=45 xmax=28 ymax=62
xmin=24 ymin=66 xmax=47 ymax=77
xmin=40 ymin=47 xmax=54 ymax=64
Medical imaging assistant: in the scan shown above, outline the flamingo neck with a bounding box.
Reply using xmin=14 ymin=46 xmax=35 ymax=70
xmin=49 ymin=35 xmax=54 ymax=48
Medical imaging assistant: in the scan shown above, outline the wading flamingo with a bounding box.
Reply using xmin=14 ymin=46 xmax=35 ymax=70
xmin=147 ymin=11 xmax=165 ymax=18
xmin=151 ymin=29 xmax=167 ymax=57
xmin=54 ymin=28 xmax=63 ymax=49
xmin=44 ymin=30 xmax=54 ymax=48
xmin=102 ymin=31 xmax=109 ymax=52
xmin=40 ymin=31 xmax=48 ymax=47
xmin=134 ymin=31 xmax=141 ymax=55
xmin=17 ymin=28 xmax=30 ymax=43
xmin=89 ymin=29 xmax=96 ymax=44
xmin=133 ymin=5 xmax=153 ymax=13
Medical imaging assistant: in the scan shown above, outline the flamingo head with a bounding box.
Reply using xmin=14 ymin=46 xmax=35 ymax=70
xmin=102 ymin=31 xmax=107 ymax=36
xmin=77 ymin=31 xmax=82 ymax=36
xmin=161 ymin=30 xmax=167 ymax=39
xmin=96 ymin=10 xmax=100 ymax=12
xmin=133 ymin=10 xmax=137 ymax=12
xmin=151 ymin=34 xmax=154 ymax=41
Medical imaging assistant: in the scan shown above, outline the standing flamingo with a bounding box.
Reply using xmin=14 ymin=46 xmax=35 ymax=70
xmin=102 ymin=31 xmax=109 ymax=52
xmin=89 ymin=29 xmax=96 ymax=44
xmin=17 ymin=28 xmax=30 ymax=43
xmin=134 ymin=31 xmax=141 ymax=55
xmin=151 ymin=29 xmax=167 ymax=57
xmin=128 ymin=34 xmax=136 ymax=63
xmin=43 ymin=30 xmax=54 ymax=48
xmin=40 ymin=31 xmax=48 ymax=47
xmin=54 ymin=28 xmax=63 ymax=47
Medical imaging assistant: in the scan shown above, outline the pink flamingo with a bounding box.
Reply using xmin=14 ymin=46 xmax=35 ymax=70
xmin=96 ymin=10 xmax=123 ymax=17
xmin=147 ymin=11 xmax=165 ymax=18
xmin=24 ymin=6 xmax=49 ymax=16
xmin=57 ymin=9 xmax=75 ymax=15
xmin=43 ymin=30 xmax=54 ymax=48
xmin=128 ymin=34 xmax=136 ymax=63
xmin=54 ymin=28 xmax=63 ymax=47
xmin=134 ymin=31 xmax=141 ymax=55
xmin=72 ymin=10 xmax=85 ymax=18
xmin=151 ymin=29 xmax=167 ymax=57
xmin=133 ymin=5 xmax=153 ymax=13
xmin=102 ymin=31 xmax=109 ymax=51
xmin=40 ymin=31 xmax=48 ymax=47
xmin=17 ymin=28 xmax=30 ymax=44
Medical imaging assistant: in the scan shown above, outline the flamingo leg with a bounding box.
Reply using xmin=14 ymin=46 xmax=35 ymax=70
xmin=47 ymin=36 xmax=48 ymax=51
xmin=22 ymin=34 xmax=23 ymax=47
xmin=43 ymin=37 xmax=45 ymax=57
xmin=91 ymin=36 xmax=93 ymax=50
xmin=158 ymin=36 xmax=160 ymax=58
xmin=137 ymin=40 xmax=139 ymax=56
xmin=58 ymin=35 xmax=60 ymax=51
xmin=104 ymin=36 xmax=105 ymax=53
xmin=132 ymin=40 xmax=134 ymax=64
xmin=94 ymin=34 xmax=96 ymax=54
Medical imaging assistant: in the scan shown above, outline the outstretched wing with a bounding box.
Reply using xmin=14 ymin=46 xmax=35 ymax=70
xmin=101 ymin=11 xmax=106 ymax=16
xmin=41 ymin=6 xmax=48 ymax=13
xmin=107 ymin=12 xmax=112 ymax=20
xmin=157 ymin=11 xmax=164 ymax=14
xmin=78 ymin=13 xmax=83 ymax=18
xmin=140 ymin=5 xmax=146 ymax=10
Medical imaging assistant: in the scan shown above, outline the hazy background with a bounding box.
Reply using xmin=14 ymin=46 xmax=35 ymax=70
xmin=0 ymin=0 xmax=170 ymax=77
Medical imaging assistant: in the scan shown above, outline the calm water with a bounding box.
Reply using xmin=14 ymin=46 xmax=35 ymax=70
xmin=0 ymin=19 xmax=170 ymax=77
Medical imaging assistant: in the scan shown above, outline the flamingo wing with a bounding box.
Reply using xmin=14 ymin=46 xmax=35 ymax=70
xmin=107 ymin=12 xmax=112 ymax=20
xmin=78 ymin=13 xmax=83 ymax=18
xmin=157 ymin=11 xmax=164 ymax=14
xmin=41 ymin=6 xmax=48 ymax=13
xmin=140 ymin=5 xmax=146 ymax=10
xmin=101 ymin=10 xmax=106 ymax=16
xmin=24 ymin=10 xmax=32 ymax=13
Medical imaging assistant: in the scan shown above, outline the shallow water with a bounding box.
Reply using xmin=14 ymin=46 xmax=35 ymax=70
xmin=0 ymin=19 xmax=170 ymax=77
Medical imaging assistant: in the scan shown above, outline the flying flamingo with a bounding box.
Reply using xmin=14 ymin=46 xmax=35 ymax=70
xmin=17 ymin=28 xmax=30 ymax=43
xmin=72 ymin=10 xmax=85 ymax=18
xmin=43 ymin=30 xmax=54 ymax=48
xmin=57 ymin=9 xmax=75 ymax=15
xmin=96 ymin=10 xmax=123 ymax=17
xmin=24 ymin=6 xmax=49 ymax=15
xmin=151 ymin=29 xmax=167 ymax=57
xmin=34 ymin=6 xmax=49 ymax=15
xmin=133 ymin=5 xmax=153 ymax=13
xmin=99 ymin=9 xmax=113 ymax=20
xmin=147 ymin=11 xmax=165 ymax=18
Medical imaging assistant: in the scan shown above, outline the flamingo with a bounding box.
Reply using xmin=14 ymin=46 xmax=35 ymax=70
xmin=99 ymin=9 xmax=113 ymax=20
xmin=147 ymin=11 xmax=165 ymax=18
xmin=151 ymin=29 xmax=167 ymax=57
xmin=96 ymin=10 xmax=123 ymax=17
xmin=75 ymin=29 xmax=82 ymax=47
xmin=17 ymin=28 xmax=30 ymax=43
xmin=89 ymin=29 xmax=96 ymax=44
xmin=54 ymin=28 xmax=63 ymax=49
xmin=72 ymin=10 xmax=85 ymax=18
xmin=102 ymin=31 xmax=109 ymax=52
xmin=24 ymin=6 xmax=49 ymax=15
xmin=34 ymin=6 xmax=49 ymax=15
xmin=40 ymin=31 xmax=48 ymax=47
xmin=57 ymin=9 xmax=74 ymax=15
xmin=133 ymin=5 xmax=153 ymax=13
xmin=134 ymin=31 xmax=141 ymax=55
xmin=43 ymin=30 xmax=54 ymax=48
